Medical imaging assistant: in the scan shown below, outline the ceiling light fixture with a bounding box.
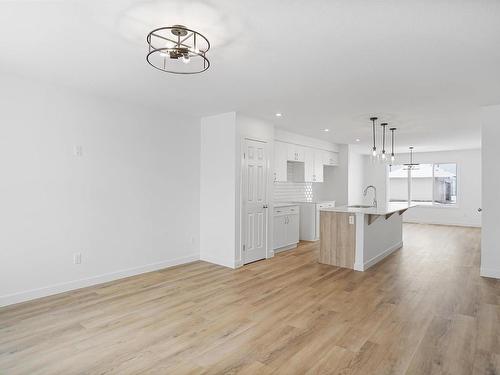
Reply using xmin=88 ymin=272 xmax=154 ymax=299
xmin=370 ymin=117 xmax=378 ymax=157
xmin=403 ymin=146 xmax=420 ymax=170
xmin=356 ymin=138 xmax=360 ymax=142
xmin=275 ymin=113 xmax=283 ymax=117
xmin=323 ymin=128 xmax=330 ymax=132
xmin=380 ymin=122 xmax=388 ymax=160
xmin=146 ymin=25 xmax=210 ymax=74
xmin=389 ymin=127 xmax=397 ymax=163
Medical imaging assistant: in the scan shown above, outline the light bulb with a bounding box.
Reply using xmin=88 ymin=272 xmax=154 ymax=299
xmin=372 ymin=149 xmax=377 ymax=157
xmin=381 ymin=152 xmax=386 ymax=160
xmin=391 ymin=154 xmax=395 ymax=162
xmin=182 ymin=55 xmax=190 ymax=64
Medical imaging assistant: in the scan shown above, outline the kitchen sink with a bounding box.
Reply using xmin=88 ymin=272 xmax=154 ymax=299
xmin=348 ymin=205 xmax=375 ymax=208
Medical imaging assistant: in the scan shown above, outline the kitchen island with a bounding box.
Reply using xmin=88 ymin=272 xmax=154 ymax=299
xmin=319 ymin=203 xmax=416 ymax=271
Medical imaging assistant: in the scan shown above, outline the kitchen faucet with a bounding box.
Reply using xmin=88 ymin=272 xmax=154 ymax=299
xmin=363 ymin=185 xmax=377 ymax=208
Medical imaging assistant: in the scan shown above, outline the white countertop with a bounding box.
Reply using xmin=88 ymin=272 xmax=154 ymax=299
xmin=273 ymin=202 xmax=299 ymax=208
xmin=320 ymin=202 xmax=417 ymax=215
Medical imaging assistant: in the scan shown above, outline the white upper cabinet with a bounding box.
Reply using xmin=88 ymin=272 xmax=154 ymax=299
xmin=274 ymin=141 xmax=288 ymax=182
xmin=274 ymin=138 xmax=338 ymax=183
xmin=304 ymin=147 xmax=315 ymax=182
xmin=286 ymin=143 xmax=305 ymax=162
xmin=314 ymin=149 xmax=324 ymax=182
xmin=304 ymin=148 xmax=324 ymax=182
xmin=323 ymin=151 xmax=339 ymax=166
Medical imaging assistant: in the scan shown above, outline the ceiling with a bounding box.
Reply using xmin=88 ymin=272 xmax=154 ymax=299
xmin=1 ymin=0 xmax=499 ymax=153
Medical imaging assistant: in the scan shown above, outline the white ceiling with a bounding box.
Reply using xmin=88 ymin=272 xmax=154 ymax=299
xmin=1 ymin=0 xmax=499 ymax=153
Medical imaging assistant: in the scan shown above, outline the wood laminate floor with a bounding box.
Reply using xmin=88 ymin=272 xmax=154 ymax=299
xmin=1 ymin=224 xmax=499 ymax=375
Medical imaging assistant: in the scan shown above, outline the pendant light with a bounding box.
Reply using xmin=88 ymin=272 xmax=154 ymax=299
xmin=389 ymin=127 xmax=396 ymax=163
xmin=370 ymin=117 xmax=378 ymax=157
xmin=380 ymin=123 xmax=388 ymax=160
xmin=403 ymin=146 xmax=420 ymax=170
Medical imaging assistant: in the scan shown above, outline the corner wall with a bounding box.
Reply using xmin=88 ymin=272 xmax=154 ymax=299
xmin=481 ymin=105 xmax=500 ymax=279
xmin=200 ymin=112 xmax=237 ymax=268
xmin=0 ymin=76 xmax=201 ymax=306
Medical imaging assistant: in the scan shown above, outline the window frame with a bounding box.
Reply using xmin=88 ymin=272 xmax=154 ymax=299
xmin=388 ymin=161 xmax=459 ymax=208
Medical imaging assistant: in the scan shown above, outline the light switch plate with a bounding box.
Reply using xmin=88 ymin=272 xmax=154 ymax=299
xmin=348 ymin=216 xmax=354 ymax=225
xmin=74 ymin=145 xmax=83 ymax=157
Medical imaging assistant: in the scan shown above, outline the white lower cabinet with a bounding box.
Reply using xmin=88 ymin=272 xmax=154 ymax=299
xmin=273 ymin=205 xmax=299 ymax=252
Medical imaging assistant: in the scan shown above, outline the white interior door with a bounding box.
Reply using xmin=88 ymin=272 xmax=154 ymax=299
xmin=242 ymin=139 xmax=268 ymax=264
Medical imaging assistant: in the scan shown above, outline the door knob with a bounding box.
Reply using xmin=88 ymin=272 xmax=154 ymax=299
xmin=478 ymin=208 xmax=482 ymax=212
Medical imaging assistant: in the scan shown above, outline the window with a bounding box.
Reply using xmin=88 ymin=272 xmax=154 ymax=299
xmin=433 ymin=163 xmax=457 ymax=205
xmin=389 ymin=163 xmax=457 ymax=206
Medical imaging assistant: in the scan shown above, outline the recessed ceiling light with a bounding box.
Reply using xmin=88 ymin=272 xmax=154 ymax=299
xmin=356 ymin=138 xmax=360 ymax=142
xmin=275 ymin=113 xmax=282 ymax=117
xmin=322 ymin=128 xmax=330 ymax=132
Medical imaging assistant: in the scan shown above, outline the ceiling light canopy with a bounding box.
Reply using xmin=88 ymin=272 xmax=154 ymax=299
xmin=146 ymin=25 xmax=210 ymax=74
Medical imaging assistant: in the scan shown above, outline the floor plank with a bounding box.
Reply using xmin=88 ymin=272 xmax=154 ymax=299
xmin=1 ymin=223 xmax=498 ymax=374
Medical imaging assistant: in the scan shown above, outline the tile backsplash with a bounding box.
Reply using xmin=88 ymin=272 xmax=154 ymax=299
xmin=274 ymin=164 xmax=315 ymax=202
xmin=274 ymin=181 xmax=314 ymax=202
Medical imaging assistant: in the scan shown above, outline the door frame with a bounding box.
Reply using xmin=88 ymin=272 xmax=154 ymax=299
xmin=239 ymin=137 xmax=272 ymax=266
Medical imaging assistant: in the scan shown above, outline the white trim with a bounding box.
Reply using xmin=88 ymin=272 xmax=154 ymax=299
xmin=0 ymin=254 xmax=199 ymax=307
xmin=480 ymin=267 xmax=500 ymax=279
xmin=200 ymin=254 xmax=236 ymax=269
xmin=274 ymin=243 xmax=297 ymax=253
xmin=358 ymin=241 xmax=403 ymax=271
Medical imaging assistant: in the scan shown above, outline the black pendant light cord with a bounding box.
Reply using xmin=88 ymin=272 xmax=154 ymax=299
xmin=370 ymin=117 xmax=378 ymax=153
xmin=390 ymin=127 xmax=396 ymax=156
xmin=381 ymin=123 xmax=387 ymax=154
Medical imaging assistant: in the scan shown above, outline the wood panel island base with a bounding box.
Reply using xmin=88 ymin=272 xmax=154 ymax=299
xmin=319 ymin=203 xmax=416 ymax=271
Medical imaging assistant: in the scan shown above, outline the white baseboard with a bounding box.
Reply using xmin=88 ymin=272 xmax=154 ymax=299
xmin=274 ymin=243 xmax=298 ymax=253
xmin=480 ymin=267 xmax=500 ymax=279
xmin=200 ymin=254 xmax=236 ymax=269
xmin=0 ymin=254 xmax=199 ymax=308
xmin=356 ymin=241 xmax=403 ymax=272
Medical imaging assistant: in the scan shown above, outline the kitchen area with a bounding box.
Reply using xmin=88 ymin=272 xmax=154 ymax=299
xmin=272 ymin=129 xmax=415 ymax=271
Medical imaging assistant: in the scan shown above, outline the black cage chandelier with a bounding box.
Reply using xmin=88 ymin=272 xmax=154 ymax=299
xmin=146 ymin=25 xmax=210 ymax=74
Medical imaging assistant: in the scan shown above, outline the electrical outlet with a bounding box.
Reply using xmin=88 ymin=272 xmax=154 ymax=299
xmin=348 ymin=216 xmax=354 ymax=225
xmin=73 ymin=145 xmax=83 ymax=157
xmin=74 ymin=253 xmax=82 ymax=264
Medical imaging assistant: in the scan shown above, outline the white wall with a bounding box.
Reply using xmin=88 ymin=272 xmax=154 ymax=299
xmin=274 ymin=129 xmax=339 ymax=152
xmin=347 ymin=147 xmax=365 ymax=205
xmin=0 ymin=76 xmax=200 ymax=306
xmin=199 ymin=113 xmax=275 ymax=268
xmin=481 ymin=105 xmax=500 ymax=279
xmin=362 ymin=156 xmax=389 ymax=208
xmin=396 ymin=149 xmax=481 ymax=227
xmin=200 ymin=112 xmax=237 ymax=268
